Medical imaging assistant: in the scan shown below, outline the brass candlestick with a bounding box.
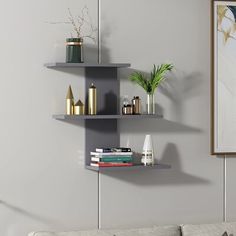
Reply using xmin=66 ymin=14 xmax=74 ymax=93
xmin=66 ymin=85 xmax=74 ymax=115
xmin=88 ymin=83 xmax=97 ymax=115
xmin=74 ymin=99 xmax=85 ymax=115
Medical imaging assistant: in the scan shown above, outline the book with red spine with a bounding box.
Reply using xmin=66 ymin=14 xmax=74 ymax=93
xmin=90 ymin=162 xmax=133 ymax=167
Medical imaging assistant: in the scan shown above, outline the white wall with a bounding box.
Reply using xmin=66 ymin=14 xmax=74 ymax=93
xmin=100 ymin=0 xmax=224 ymax=227
xmin=0 ymin=1 xmax=98 ymax=236
xmin=0 ymin=0 xmax=235 ymax=236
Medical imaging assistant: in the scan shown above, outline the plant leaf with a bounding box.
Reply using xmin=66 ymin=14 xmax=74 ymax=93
xmin=128 ymin=64 xmax=173 ymax=94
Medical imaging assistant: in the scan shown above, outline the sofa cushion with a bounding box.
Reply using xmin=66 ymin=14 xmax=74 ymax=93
xmin=182 ymin=222 xmax=236 ymax=236
xmin=107 ymin=225 xmax=181 ymax=236
xmin=29 ymin=225 xmax=181 ymax=236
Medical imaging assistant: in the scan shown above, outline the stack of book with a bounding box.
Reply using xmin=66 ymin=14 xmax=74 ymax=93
xmin=90 ymin=147 xmax=133 ymax=167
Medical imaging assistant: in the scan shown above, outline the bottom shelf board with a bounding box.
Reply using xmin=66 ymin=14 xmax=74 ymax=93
xmin=86 ymin=163 xmax=171 ymax=172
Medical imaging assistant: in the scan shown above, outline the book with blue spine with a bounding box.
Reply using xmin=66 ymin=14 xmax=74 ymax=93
xmin=90 ymin=151 xmax=133 ymax=156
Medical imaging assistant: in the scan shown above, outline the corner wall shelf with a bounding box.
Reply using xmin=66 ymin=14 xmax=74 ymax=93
xmin=46 ymin=62 xmax=171 ymax=172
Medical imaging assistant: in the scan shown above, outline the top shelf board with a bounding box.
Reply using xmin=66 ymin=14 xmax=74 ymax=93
xmin=44 ymin=62 xmax=131 ymax=68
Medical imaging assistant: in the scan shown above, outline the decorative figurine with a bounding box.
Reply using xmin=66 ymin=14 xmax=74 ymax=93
xmin=88 ymin=83 xmax=97 ymax=115
xmin=66 ymin=85 xmax=74 ymax=115
xmin=74 ymin=99 xmax=85 ymax=115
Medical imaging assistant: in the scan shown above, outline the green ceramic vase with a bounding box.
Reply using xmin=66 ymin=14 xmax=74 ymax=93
xmin=66 ymin=38 xmax=84 ymax=63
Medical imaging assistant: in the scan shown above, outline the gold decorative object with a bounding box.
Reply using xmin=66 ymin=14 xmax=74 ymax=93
xmin=74 ymin=99 xmax=85 ymax=115
xmin=66 ymin=85 xmax=74 ymax=115
xmin=88 ymin=83 xmax=97 ymax=115
xmin=132 ymin=96 xmax=141 ymax=114
xmin=122 ymin=105 xmax=133 ymax=115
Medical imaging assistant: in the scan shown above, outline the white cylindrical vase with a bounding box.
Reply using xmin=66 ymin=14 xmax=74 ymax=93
xmin=142 ymin=134 xmax=155 ymax=166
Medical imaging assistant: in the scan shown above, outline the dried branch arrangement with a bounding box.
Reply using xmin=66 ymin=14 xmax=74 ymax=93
xmin=49 ymin=6 xmax=97 ymax=42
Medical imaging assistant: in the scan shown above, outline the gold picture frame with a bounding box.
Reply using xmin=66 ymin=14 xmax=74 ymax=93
xmin=211 ymin=0 xmax=236 ymax=155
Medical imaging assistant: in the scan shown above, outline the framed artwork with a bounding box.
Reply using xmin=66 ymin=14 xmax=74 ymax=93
xmin=212 ymin=0 xmax=236 ymax=155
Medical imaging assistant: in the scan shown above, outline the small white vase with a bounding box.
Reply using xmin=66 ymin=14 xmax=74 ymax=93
xmin=142 ymin=134 xmax=155 ymax=166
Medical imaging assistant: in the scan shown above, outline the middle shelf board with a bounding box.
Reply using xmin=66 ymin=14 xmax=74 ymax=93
xmin=86 ymin=164 xmax=171 ymax=172
xmin=53 ymin=114 xmax=163 ymax=120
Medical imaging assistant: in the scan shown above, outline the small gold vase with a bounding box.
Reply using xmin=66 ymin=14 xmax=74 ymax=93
xmin=88 ymin=83 xmax=97 ymax=115
xmin=66 ymin=85 xmax=74 ymax=115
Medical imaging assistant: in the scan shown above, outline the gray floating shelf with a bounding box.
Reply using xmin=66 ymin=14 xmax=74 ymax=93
xmin=86 ymin=164 xmax=171 ymax=172
xmin=53 ymin=114 xmax=163 ymax=120
xmin=44 ymin=62 xmax=131 ymax=68
xmin=47 ymin=62 xmax=171 ymax=172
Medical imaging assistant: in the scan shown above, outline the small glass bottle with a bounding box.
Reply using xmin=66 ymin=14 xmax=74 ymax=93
xmin=123 ymin=95 xmax=129 ymax=106
xmin=122 ymin=95 xmax=133 ymax=115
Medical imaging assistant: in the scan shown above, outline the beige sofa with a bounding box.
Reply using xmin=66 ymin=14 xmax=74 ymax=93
xmin=28 ymin=222 xmax=236 ymax=236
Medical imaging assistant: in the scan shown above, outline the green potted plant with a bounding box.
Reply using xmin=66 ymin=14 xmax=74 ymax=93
xmin=129 ymin=64 xmax=173 ymax=114
xmin=50 ymin=6 xmax=97 ymax=63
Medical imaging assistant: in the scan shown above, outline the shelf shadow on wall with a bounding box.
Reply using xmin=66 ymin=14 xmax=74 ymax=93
xmin=0 ymin=200 xmax=61 ymax=226
xmin=56 ymin=118 xmax=201 ymax=134
xmin=119 ymin=118 xmax=201 ymax=134
xmin=102 ymin=143 xmax=210 ymax=186
xmin=97 ymin=91 xmax=118 ymax=115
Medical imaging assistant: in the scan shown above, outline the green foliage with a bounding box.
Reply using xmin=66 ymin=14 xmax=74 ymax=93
xmin=129 ymin=64 xmax=173 ymax=94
